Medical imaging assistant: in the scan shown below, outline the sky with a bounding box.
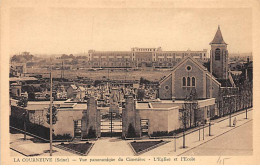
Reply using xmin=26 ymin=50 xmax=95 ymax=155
xmin=10 ymin=8 xmax=252 ymax=55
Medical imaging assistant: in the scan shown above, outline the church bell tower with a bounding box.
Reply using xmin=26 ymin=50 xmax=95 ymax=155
xmin=210 ymin=26 xmax=229 ymax=80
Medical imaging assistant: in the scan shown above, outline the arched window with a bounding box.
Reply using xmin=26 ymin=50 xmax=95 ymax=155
xmin=215 ymin=48 xmax=220 ymax=60
xmin=192 ymin=77 xmax=196 ymax=87
xmin=187 ymin=77 xmax=191 ymax=86
xmin=182 ymin=77 xmax=186 ymax=86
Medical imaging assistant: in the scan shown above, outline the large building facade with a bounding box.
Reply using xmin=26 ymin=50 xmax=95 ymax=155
xmin=86 ymin=47 xmax=208 ymax=68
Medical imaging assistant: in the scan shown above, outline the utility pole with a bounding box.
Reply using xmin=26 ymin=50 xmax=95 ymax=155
xmin=174 ymin=134 xmax=176 ymax=152
xmin=198 ymin=122 xmax=201 ymax=141
xmin=107 ymin=69 xmax=110 ymax=81
xmin=183 ymin=129 xmax=185 ymax=148
xmin=110 ymin=111 xmax=113 ymax=138
xmin=246 ymin=107 xmax=248 ymax=119
xmin=209 ymin=120 xmax=211 ymax=136
xmin=245 ymin=81 xmax=248 ymax=119
xmin=49 ymin=68 xmax=53 ymax=156
xmin=203 ymin=122 xmax=205 ymax=140
xmin=229 ymin=95 xmax=232 ymax=127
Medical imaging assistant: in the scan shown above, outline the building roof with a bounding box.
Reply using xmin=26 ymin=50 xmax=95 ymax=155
xmin=70 ymin=84 xmax=77 ymax=90
xmin=78 ymin=86 xmax=86 ymax=91
xmin=210 ymin=26 xmax=227 ymax=45
xmin=159 ymin=56 xmax=222 ymax=89
xmin=9 ymin=77 xmax=38 ymax=82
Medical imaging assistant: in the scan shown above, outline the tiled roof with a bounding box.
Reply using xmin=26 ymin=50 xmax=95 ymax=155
xmin=210 ymin=26 xmax=227 ymax=45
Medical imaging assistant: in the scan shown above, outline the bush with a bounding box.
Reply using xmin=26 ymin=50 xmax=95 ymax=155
xmin=210 ymin=115 xmax=220 ymax=120
xmin=87 ymin=126 xmax=97 ymax=138
xmin=10 ymin=116 xmax=72 ymax=140
xmin=53 ymin=134 xmax=72 ymax=140
xmin=150 ymin=131 xmax=169 ymax=137
xmin=82 ymin=126 xmax=97 ymax=139
xmin=150 ymin=126 xmax=197 ymax=137
xmin=126 ymin=123 xmax=137 ymax=138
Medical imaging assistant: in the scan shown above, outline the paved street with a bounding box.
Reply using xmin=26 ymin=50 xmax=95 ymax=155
xmin=10 ymin=109 xmax=253 ymax=156
xmin=182 ymin=120 xmax=252 ymax=156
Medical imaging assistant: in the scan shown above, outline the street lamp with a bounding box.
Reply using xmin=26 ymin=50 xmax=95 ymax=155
xmin=198 ymin=121 xmax=201 ymax=141
xmin=228 ymin=95 xmax=232 ymax=127
xmin=174 ymin=132 xmax=177 ymax=152
xmin=209 ymin=120 xmax=211 ymax=136
xmin=23 ymin=110 xmax=27 ymax=140
xmin=203 ymin=121 xmax=205 ymax=140
xmin=245 ymin=90 xmax=248 ymax=119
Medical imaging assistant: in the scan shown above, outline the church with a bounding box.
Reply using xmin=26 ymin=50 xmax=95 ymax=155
xmin=159 ymin=26 xmax=236 ymax=100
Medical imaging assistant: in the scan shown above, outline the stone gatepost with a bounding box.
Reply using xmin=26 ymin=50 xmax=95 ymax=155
xmin=122 ymin=96 xmax=141 ymax=138
xmin=81 ymin=97 xmax=101 ymax=139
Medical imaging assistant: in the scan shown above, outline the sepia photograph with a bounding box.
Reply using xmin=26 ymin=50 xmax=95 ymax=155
xmin=1 ymin=0 xmax=259 ymax=165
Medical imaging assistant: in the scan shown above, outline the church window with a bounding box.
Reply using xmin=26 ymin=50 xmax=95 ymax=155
xmin=192 ymin=77 xmax=196 ymax=87
xmin=186 ymin=65 xmax=192 ymax=71
xmin=215 ymin=48 xmax=221 ymax=60
xmin=182 ymin=77 xmax=186 ymax=86
xmin=164 ymin=85 xmax=169 ymax=90
xmin=187 ymin=77 xmax=191 ymax=86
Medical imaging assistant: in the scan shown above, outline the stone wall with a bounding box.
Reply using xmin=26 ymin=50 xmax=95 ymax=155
xmin=174 ymin=60 xmax=205 ymax=99
xmin=137 ymin=107 xmax=180 ymax=134
xmin=53 ymin=109 xmax=83 ymax=137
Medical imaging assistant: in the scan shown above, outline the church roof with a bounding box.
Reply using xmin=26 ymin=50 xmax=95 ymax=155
xmin=210 ymin=26 xmax=227 ymax=45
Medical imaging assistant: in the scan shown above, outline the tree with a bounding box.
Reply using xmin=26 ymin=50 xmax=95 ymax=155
xmin=87 ymin=126 xmax=96 ymax=138
xmin=140 ymin=77 xmax=151 ymax=85
xmin=179 ymin=103 xmax=190 ymax=148
xmin=179 ymin=88 xmax=199 ymax=148
xmin=28 ymin=92 xmax=35 ymax=101
xmin=186 ymin=88 xmax=199 ymax=127
xmin=46 ymin=105 xmax=58 ymax=125
xmin=137 ymin=89 xmax=145 ymax=101
xmin=17 ymin=96 xmax=28 ymax=107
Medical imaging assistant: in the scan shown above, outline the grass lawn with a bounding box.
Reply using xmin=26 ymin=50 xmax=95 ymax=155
xmin=130 ymin=140 xmax=168 ymax=155
xmin=58 ymin=142 xmax=93 ymax=156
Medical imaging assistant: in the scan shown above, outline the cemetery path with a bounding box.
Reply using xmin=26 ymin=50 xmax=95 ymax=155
xmin=88 ymin=138 xmax=134 ymax=156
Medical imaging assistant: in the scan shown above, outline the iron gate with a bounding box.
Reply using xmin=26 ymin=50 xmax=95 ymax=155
xmin=74 ymin=120 xmax=82 ymax=138
xmin=100 ymin=112 xmax=122 ymax=137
